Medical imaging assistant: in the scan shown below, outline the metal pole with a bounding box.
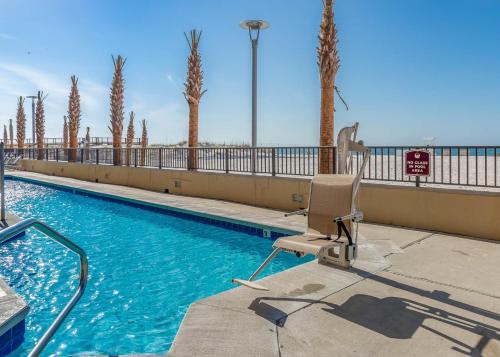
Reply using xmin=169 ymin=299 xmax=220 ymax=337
xmin=0 ymin=142 xmax=4 ymax=222
xmin=251 ymin=38 xmax=258 ymax=174
xmin=241 ymin=20 xmax=268 ymax=174
xmin=26 ymin=96 xmax=37 ymax=148
xmin=251 ymin=38 xmax=258 ymax=150
xmin=31 ymin=98 xmax=35 ymax=147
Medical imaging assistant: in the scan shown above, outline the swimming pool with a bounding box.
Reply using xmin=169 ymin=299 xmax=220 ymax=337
xmin=0 ymin=178 xmax=308 ymax=356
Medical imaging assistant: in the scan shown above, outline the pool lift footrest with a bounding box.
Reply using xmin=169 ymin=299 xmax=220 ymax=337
xmin=231 ymin=247 xmax=282 ymax=292
xmin=232 ymin=279 xmax=269 ymax=291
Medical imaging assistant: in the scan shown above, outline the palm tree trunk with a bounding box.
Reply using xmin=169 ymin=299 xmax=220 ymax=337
xmin=319 ymin=82 xmax=334 ymax=173
xmin=140 ymin=119 xmax=147 ymax=166
xmin=8 ymin=119 xmax=13 ymax=149
xmin=317 ymin=0 xmax=339 ymax=174
xmin=109 ymin=55 xmax=126 ymax=166
xmin=188 ymin=103 xmax=198 ymax=169
xmin=36 ymin=92 xmax=46 ymax=160
xmin=3 ymin=126 xmax=7 ymax=149
xmin=184 ymin=29 xmax=205 ymax=171
xmin=68 ymin=76 xmax=81 ymax=163
xmin=113 ymin=135 xmax=122 ymax=166
xmin=68 ymin=136 xmax=77 ymax=162
xmin=16 ymin=97 xmax=26 ymax=149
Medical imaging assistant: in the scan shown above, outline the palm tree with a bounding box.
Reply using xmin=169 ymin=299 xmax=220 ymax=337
xmin=68 ymin=75 xmax=81 ymax=162
xmin=126 ymin=111 xmax=135 ymax=166
xmin=3 ymin=125 xmax=7 ymax=148
xmin=183 ymin=30 xmax=206 ymax=170
xmin=35 ymin=91 xmax=47 ymax=160
xmin=109 ymin=55 xmax=126 ymax=166
xmin=63 ymin=116 xmax=69 ymax=149
xmin=140 ymin=119 xmax=148 ymax=166
xmin=8 ymin=119 xmax=14 ymax=149
xmin=16 ymin=97 xmax=26 ymax=149
xmin=318 ymin=0 xmax=340 ymax=174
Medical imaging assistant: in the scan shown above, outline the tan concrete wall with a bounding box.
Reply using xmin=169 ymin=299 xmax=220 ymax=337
xmin=360 ymin=184 xmax=500 ymax=241
xmin=19 ymin=160 xmax=311 ymax=211
xmin=19 ymin=160 xmax=500 ymax=240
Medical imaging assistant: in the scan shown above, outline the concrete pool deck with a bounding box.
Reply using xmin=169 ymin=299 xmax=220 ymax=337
xmin=5 ymin=171 xmax=500 ymax=356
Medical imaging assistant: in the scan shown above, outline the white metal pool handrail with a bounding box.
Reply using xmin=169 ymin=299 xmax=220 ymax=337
xmin=1 ymin=142 xmax=5 ymax=221
xmin=0 ymin=218 xmax=88 ymax=357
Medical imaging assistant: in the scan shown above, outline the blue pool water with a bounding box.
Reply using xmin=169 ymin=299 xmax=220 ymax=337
xmin=0 ymin=179 xmax=308 ymax=356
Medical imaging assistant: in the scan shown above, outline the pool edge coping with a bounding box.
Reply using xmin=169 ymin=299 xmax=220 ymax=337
xmin=5 ymin=174 xmax=304 ymax=238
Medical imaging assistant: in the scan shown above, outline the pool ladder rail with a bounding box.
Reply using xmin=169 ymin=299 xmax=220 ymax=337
xmin=0 ymin=218 xmax=88 ymax=357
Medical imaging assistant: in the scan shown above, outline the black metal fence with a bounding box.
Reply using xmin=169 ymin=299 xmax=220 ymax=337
xmin=0 ymin=137 xmax=142 ymax=146
xmin=6 ymin=146 xmax=500 ymax=189
xmin=352 ymin=146 xmax=500 ymax=188
xmin=7 ymin=147 xmax=336 ymax=176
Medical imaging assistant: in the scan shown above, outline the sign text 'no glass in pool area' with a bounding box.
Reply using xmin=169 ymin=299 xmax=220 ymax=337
xmin=405 ymin=150 xmax=431 ymax=176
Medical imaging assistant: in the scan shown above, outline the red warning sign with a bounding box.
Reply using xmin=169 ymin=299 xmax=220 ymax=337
xmin=405 ymin=150 xmax=430 ymax=176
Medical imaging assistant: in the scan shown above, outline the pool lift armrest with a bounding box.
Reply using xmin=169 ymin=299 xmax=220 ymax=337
xmin=331 ymin=210 xmax=364 ymax=264
xmin=284 ymin=209 xmax=308 ymax=217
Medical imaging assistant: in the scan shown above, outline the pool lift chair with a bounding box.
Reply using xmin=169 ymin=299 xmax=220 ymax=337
xmin=4 ymin=153 xmax=23 ymax=166
xmin=8 ymin=155 xmax=23 ymax=166
xmin=232 ymin=123 xmax=370 ymax=291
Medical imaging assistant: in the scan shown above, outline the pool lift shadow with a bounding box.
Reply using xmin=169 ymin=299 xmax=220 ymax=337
xmin=248 ymin=270 xmax=500 ymax=356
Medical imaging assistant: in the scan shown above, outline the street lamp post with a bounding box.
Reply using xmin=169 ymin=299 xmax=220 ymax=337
xmin=26 ymin=95 xmax=37 ymax=148
xmin=240 ymin=20 xmax=269 ymax=173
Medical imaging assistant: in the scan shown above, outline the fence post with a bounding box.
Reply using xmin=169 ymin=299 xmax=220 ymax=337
xmin=56 ymin=148 xmax=59 ymax=162
xmin=45 ymin=148 xmax=48 ymax=161
xmin=159 ymin=148 xmax=162 ymax=169
xmin=225 ymin=148 xmax=229 ymax=174
xmin=80 ymin=149 xmax=84 ymax=163
xmin=96 ymin=149 xmax=99 ymax=165
xmin=134 ymin=149 xmax=138 ymax=167
xmin=416 ymin=176 xmax=420 ymax=188
xmin=251 ymin=147 xmax=256 ymax=174
xmin=271 ymin=148 xmax=276 ymax=176
xmin=332 ymin=146 xmax=337 ymax=174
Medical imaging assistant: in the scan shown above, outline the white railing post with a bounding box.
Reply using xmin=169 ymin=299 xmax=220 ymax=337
xmin=0 ymin=142 xmax=4 ymax=222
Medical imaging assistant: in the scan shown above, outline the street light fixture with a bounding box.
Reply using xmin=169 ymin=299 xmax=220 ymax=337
xmin=240 ymin=20 xmax=269 ymax=173
xmin=26 ymin=95 xmax=37 ymax=147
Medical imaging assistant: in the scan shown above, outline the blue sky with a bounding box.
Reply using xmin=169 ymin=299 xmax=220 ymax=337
xmin=0 ymin=0 xmax=499 ymax=145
